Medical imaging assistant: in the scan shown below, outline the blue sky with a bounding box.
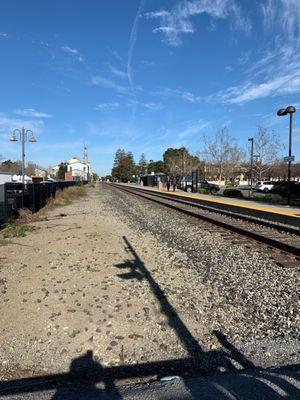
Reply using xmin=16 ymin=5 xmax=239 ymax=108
xmin=0 ymin=0 xmax=299 ymax=175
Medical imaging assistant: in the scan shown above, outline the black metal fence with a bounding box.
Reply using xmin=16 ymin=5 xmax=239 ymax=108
xmin=0 ymin=181 xmax=87 ymax=226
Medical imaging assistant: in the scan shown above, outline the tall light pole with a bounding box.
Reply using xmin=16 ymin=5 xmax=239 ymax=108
xmin=248 ymin=137 xmax=254 ymax=194
xmin=277 ymin=105 xmax=296 ymax=205
xmin=10 ymin=127 xmax=37 ymax=206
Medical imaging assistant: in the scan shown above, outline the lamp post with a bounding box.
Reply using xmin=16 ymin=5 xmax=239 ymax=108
xmin=248 ymin=137 xmax=254 ymax=194
xmin=10 ymin=127 xmax=37 ymax=206
xmin=277 ymin=105 xmax=296 ymax=205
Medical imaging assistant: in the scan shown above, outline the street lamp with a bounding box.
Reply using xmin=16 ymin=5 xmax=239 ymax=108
xmin=248 ymin=137 xmax=254 ymax=194
xmin=10 ymin=127 xmax=37 ymax=184
xmin=9 ymin=127 xmax=37 ymax=206
xmin=277 ymin=105 xmax=296 ymax=205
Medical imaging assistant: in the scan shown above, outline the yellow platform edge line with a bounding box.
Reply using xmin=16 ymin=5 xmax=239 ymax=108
xmin=123 ymin=184 xmax=300 ymax=219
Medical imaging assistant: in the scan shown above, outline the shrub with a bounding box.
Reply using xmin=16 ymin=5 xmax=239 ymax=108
xmin=271 ymin=194 xmax=283 ymax=203
xmin=251 ymin=194 xmax=283 ymax=203
xmin=223 ymin=188 xmax=244 ymax=198
xmin=198 ymin=188 xmax=210 ymax=195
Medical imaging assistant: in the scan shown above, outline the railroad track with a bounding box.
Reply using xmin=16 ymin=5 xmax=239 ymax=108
xmin=109 ymin=183 xmax=300 ymax=269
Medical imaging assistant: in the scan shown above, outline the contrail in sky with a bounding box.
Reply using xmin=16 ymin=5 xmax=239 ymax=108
xmin=127 ymin=0 xmax=146 ymax=118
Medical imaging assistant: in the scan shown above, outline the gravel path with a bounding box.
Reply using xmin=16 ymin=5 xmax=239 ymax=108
xmin=0 ymin=183 xmax=299 ymax=382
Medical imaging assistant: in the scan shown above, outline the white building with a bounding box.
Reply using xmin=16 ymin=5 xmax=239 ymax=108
xmin=67 ymin=146 xmax=92 ymax=181
xmin=67 ymin=156 xmax=91 ymax=181
xmin=48 ymin=165 xmax=59 ymax=179
xmin=0 ymin=171 xmax=12 ymax=184
xmin=34 ymin=168 xmax=46 ymax=178
xmin=50 ymin=147 xmax=92 ymax=181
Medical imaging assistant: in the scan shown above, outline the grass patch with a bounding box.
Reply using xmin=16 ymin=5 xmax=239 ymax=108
xmin=2 ymin=222 xmax=35 ymax=238
xmin=51 ymin=185 xmax=88 ymax=207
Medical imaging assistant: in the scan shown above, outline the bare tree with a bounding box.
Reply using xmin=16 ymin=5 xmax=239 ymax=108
xmin=253 ymin=126 xmax=282 ymax=180
xmin=203 ymin=127 xmax=245 ymax=182
xmin=224 ymin=145 xmax=246 ymax=180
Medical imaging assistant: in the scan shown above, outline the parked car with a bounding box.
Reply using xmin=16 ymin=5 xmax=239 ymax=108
xmin=271 ymin=181 xmax=300 ymax=197
xmin=179 ymin=177 xmax=220 ymax=194
xmin=198 ymin=180 xmax=220 ymax=194
xmin=177 ymin=176 xmax=192 ymax=191
xmin=255 ymin=181 xmax=274 ymax=192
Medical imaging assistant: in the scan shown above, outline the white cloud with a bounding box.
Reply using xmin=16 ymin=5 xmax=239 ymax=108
xmin=110 ymin=49 xmax=122 ymax=61
xmin=215 ymin=64 xmax=300 ymax=104
xmin=178 ymin=121 xmax=211 ymax=138
xmin=213 ymin=69 xmax=300 ymax=104
xmin=141 ymin=60 xmax=156 ymax=68
xmin=108 ymin=64 xmax=127 ymax=79
xmin=61 ymin=46 xmax=79 ymax=55
xmin=0 ymin=114 xmax=44 ymax=136
xmin=14 ymin=108 xmax=52 ymax=118
xmin=87 ymin=120 xmax=139 ymax=141
xmin=156 ymin=87 xmax=200 ymax=103
xmin=261 ymin=0 xmax=300 ymax=44
xmin=238 ymin=51 xmax=251 ymax=66
xmin=91 ymin=76 xmax=129 ymax=94
xmin=60 ymin=45 xmax=85 ymax=64
xmin=209 ymin=1 xmax=300 ymax=104
xmin=143 ymin=102 xmax=163 ymax=111
xmin=0 ymin=32 xmax=8 ymax=38
xmin=95 ymin=102 xmax=120 ymax=112
xmin=146 ymin=0 xmax=251 ymax=46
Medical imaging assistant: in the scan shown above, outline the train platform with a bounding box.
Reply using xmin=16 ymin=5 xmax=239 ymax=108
xmin=118 ymin=184 xmax=300 ymax=228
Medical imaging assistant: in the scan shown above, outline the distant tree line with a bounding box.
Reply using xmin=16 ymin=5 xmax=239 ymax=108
xmin=110 ymin=146 xmax=204 ymax=182
xmin=0 ymin=158 xmax=46 ymax=176
xmin=110 ymin=125 xmax=296 ymax=183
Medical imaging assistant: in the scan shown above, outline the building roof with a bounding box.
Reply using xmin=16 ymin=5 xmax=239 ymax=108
xmin=68 ymin=157 xmax=81 ymax=164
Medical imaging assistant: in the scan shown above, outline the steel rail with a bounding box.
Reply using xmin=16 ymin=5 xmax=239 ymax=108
xmin=111 ymin=184 xmax=300 ymax=234
xmin=109 ymin=183 xmax=300 ymax=259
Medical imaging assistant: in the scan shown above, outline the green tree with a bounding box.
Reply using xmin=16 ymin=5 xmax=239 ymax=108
xmin=137 ymin=153 xmax=148 ymax=176
xmin=111 ymin=149 xmax=136 ymax=182
xmin=147 ymin=160 xmax=164 ymax=174
xmin=0 ymin=159 xmax=22 ymax=174
xmin=57 ymin=162 xmax=68 ymax=180
xmin=92 ymin=172 xmax=99 ymax=181
xmin=163 ymin=147 xmax=202 ymax=177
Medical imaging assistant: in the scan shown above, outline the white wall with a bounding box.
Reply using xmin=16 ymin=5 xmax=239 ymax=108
xmin=0 ymin=173 xmax=12 ymax=184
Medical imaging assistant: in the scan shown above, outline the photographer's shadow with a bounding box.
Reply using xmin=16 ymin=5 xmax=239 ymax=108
xmin=51 ymin=350 xmax=121 ymax=399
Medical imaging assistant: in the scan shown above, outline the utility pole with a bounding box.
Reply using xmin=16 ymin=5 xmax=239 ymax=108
xmin=248 ymin=137 xmax=254 ymax=195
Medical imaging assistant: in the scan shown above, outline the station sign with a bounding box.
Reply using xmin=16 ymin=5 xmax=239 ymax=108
xmin=284 ymin=156 xmax=295 ymax=163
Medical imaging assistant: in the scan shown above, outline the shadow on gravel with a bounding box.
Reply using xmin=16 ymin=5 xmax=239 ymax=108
xmin=0 ymin=236 xmax=299 ymax=399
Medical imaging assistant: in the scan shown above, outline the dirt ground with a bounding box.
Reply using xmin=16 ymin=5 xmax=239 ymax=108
xmin=0 ymin=186 xmax=208 ymax=381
